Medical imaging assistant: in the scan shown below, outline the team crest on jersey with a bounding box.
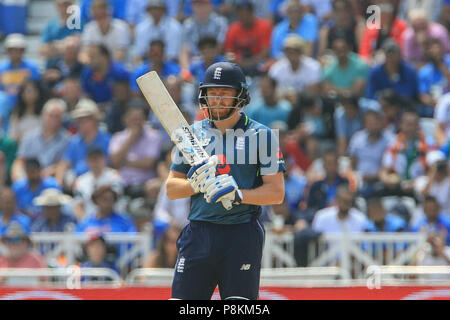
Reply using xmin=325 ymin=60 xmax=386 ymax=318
xmin=213 ymin=67 xmax=223 ymax=80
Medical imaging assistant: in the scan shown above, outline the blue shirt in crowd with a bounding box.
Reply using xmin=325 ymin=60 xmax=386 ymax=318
xmin=76 ymin=212 xmax=137 ymax=234
xmin=41 ymin=18 xmax=83 ymax=44
xmin=130 ymin=61 xmax=181 ymax=92
xmin=365 ymin=213 xmax=408 ymax=232
xmin=31 ymin=212 xmax=77 ymax=233
xmin=11 ymin=177 xmax=62 ymax=220
xmin=270 ymin=13 xmax=319 ymax=59
xmin=418 ymin=55 xmax=450 ymax=104
xmin=365 ymin=60 xmax=419 ymax=101
xmin=411 ymin=214 xmax=450 ymax=245
xmin=81 ymin=62 xmax=129 ymax=103
xmin=62 ymin=129 xmax=111 ymax=177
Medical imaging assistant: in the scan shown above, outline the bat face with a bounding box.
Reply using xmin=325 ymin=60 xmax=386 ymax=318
xmin=136 ymin=71 xmax=209 ymax=165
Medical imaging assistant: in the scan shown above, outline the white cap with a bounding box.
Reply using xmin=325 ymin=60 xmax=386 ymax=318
xmin=71 ymin=99 xmax=101 ymax=120
xmin=5 ymin=33 xmax=26 ymax=49
xmin=33 ymin=188 xmax=72 ymax=207
xmin=426 ymin=150 xmax=446 ymax=166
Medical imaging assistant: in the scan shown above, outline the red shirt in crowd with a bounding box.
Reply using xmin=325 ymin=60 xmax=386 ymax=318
xmin=224 ymin=17 xmax=273 ymax=62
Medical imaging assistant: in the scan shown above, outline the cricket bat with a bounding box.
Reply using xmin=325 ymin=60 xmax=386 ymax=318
xmin=136 ymin=71 xmax=232 ymax=210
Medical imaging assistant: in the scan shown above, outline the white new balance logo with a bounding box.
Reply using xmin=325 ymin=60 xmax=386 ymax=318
xmin=213 ymin=67 xmax=223 ymax=80
xmin=240 ymin=264 xmax=251 ymax=271
xmin=177 ymin=257 xmax=185 ymax=273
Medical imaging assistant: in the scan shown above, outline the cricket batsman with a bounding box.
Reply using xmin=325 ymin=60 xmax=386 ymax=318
xmin=166 ymin=62 xmax=286 ymax=300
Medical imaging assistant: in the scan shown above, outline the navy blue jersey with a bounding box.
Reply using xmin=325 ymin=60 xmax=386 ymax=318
xmin=170 ymin=113 xmax=286 ymax=224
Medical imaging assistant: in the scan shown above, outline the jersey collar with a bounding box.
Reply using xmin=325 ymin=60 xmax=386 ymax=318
xmin=206 ymin=112 xmax=249 ymax=131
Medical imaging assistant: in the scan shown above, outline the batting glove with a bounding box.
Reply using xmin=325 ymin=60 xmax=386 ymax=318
xmin=187 ymin=155 xmax=218 ymax=194
xmin=204 ymin=174 xmax=243 ymax=209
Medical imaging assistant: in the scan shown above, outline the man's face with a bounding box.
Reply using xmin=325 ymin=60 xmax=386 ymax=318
xmin=25 ymin=167 xmax=41 ymax=184
xmin=260 ymin=78 xmax=275 ymax=102
xmin=337 ymin=191 xmax=354 ymax=214
xmin=286 ymin=2 xmax=302 ymax=24
xmin=365 ymin=113 xmax=383 ymax=135
xmin=284 ymin=47 xmax=302 ymax=65
xmin=87 ymin=154 xmax=105 ymax=173
xmin=206 ymin=87 xmax=238 ymax=119
xmin=5 ymin=237 xmax=28 ymax=260
xmin=0 ymin=190 xmax=15 ymax=214
xmin=149 ymin=44 xmax=164 ymax=63
xmin=385 ymin=50 xmax=401 ymax=65
xmin=332 ymin=39 xmax=349 ymax=61
xmin=333 ymin=0 xmax=350 ymax=23
xmin=236 ymin=8 xmax=253 ymax=26
xmin=77 ymin=116 xmax=98 ymax=136
xmin=411 ymin=17 xmax=428 ymax=33
xmin=86 ymin=239 xmax=107 ymax=264
xmin=63 ymin=79 xmax=82 ymax=101
xmin=426 ymin=42 xmax=444 ymax=62
xmin=192 ymin=1 xmax=211 ymax=20
xmin=125 ymin=109 xmax=145 ymax=129
xmin=91 ymin=1 xmax=108 ymax=20
xmin=43 ymin=107 xmax=64 ymax=132
xmin=7 ymin=48 xmax=24 ymax=63
xmin=368 ymin=203 xmax=386 ymax=224
xmin=424 ymin=200 xmax=440 ymax=221
xmin=323 ymin=153 xmax=338 ymax=177
xmin=148 ymin=6 xmax=165 ymax=21
xmin=200 ymin=44 xmax=218 ymax=62
xmin=88 ymin=46 xmax=102 ymax=69
xmin=400 ymin=113 xmax=419 ymax=138
xmin=95 ymin=191 xmax=116 ymax=212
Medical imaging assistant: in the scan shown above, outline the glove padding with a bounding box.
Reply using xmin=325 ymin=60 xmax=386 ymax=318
xmin=204 ymin=174 xmax=241 ymax=207
xmin=187 ymin=155 xmax=218 ymax=194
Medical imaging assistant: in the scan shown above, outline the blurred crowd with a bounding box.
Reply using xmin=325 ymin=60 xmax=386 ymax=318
xmin=0 ymin=0 xmax=449 ymax=278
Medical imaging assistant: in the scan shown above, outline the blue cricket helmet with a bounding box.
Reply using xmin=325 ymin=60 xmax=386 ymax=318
xmin=198 ymin=62 xmax=251 ymax=121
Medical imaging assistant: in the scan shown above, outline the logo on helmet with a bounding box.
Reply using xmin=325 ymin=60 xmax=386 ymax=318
xmin=213 ymin=67 xmax=223 ymax=80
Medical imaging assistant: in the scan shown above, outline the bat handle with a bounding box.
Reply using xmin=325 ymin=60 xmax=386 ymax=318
xmin=221 ymin=199 xmax=233 ymax=210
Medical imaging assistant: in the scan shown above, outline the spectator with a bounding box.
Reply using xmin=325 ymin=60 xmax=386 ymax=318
xmin=440 ymin=0 xmax=450 ymax=33
xmin=435 ymin=92 xmax=450 ymax=146
xmin=270 ymin=0 xmax=319 ymax=59
xmin=377 ymin=88 xmax=404 ymax=136
xmin=179 ymin=0 xmax=228 ymax=68
xmin=132 ymin=0 xmax=182 ymax=63
xmin=415 ymin=231 xmax=450 ymax=277
xmin=8 ymin=80 xmax=47 ymax=143
xmin=12 ymin=158 xmax=62 ymax=221
xmin=76 ymin=185 xmax=137 ymax=233
xmin=399 ymin=0 xmax=444 ymax=23
xmin=364 ymin=197 xmax=408 ymax=232
xmin=130 ymin=40 xmax=181 ymax=96
xmin=55 ymin=99 xmax=111 ymax=189
xmin=80 ymin=0 xmax=127 ymax=24
xmin=31 ymin=188 xmax=77 ymax=232
xmin=245 ymin=75 xmax=292 ymax=128
xmin=43 ymin=36 xmax=84 ymax=91
xmin=164 ymin=75 xmax=197 ymax=124
xmin=306 ymin=148 xmax=349 ymax=213
xmin=0 ymin=188 xmax=30 ymax=236
xmin=0 ymin=152 xmax=9 ymax=194
xmin=334 ymin=93 xmax=364 ymax=157
xmin=72 ymin=147 xmax=123 ymax=221
xmin=312 ymin=184 xmax=367 ymax=233
xmin=61 ymin=76 xmax=85 ymax=114
xmin=0 ymin=34 xmax=40 ymax=103
xmin=0 ymin=130 xmax=17 ymax=180
xmin=321 ymin=33 xmax=369 ymax=98
xmin=81 ymin=0 xmax=130 ymax=62
xmin=40 ymin=0 xmax=83 ymax=60
xmin=412 ymin=195 xmax=450 ymax=245
xmin=365 ymin=39 xmax=419 ymax=104
xmin=379 ymin=109 xmax=435 ymax=198
xmin=302 ymin=0 xmax=334 ymax=24
xmin=414 ymin=150 xmax=450 ymax=216
xmin=80 ymin=233 xmax=119 ymax=280
xmin=358 ymin=0 xmax=408 ymax=62
xmin=80 ymin=44 xmax=129 ymax=105
xmin=109 ymin=104 xmax=162 ymax=191
xmin=11 ymin=99 xmax=70 ymax=183
xmin=143 ymin=225 xmax=181 ymax=268
xmin=0 ymin=222 xmax=46 ymax=270
xmin=105 ymin=80 xmax=131 ymax=135
xmin=223 ymin=0 xmax=273 ymax=76
xmin=317 ymin=0 xmax=365 ymax=57
xmin=269 ymin=34 xmax=321 ymax=104
xmin=418 ymin=38 xmax=450 ymax=115
xmin=402 ymin=8 xmax=449 ymax=69
xmin=348 ymin=109 xmax=394 ymax=199
xmin=188 ymin=36 xmax=228 ymax=88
